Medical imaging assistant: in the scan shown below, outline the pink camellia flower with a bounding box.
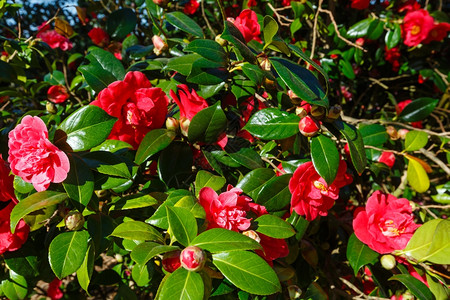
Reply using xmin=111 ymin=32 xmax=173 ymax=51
xmin=351 ymin=0 xmax=370 ymax=10
xmin=378 ymin=151 xmax=395 ymax=168
xmin=152 ymin=35 xmax=168 ymax=55
xmin=289 ymin=160 xmax=353 ymax=221
xmin=170 ymin=84 xmax=208 ymax=121
xmin=180 ymin=246 xmax=206 ymax=272
xmin=402 ymin=9 xmax=434 ymax=47
xmin=183 ymin=0 xmax=199 ymax=15
xmin=47 ymin=85 xmax=69 ymax=104
xmin=0 ymin=155 xmax=15 ymax=202
xmin=423 ymin=22 xmax=450 ymax=44
xmin=231 ymin=9 xmax=261 ymax=43
xmin=353 ymin=191 xmax=420 ymax=254
xmin=37 ymin=22 xmax=72 ymax=51
xmin=199 ymin=185 xmax=253 ymax=232
xmin=396 ymin=100 xmax=423 ymax=128
xmin=298 ymin=115 xmax=320 ymax=137
xmin=91 ymin=71 xmax=168 ymax=149
xmin=8 ymin=115 xmax=70 ymax=192
xmin=0 ymin=201 xmax=30 ymax=255
xmin=88 ymin=28 xmax=110 ymax=47
xmin=47 ymin=278 xmax=63 ymax=300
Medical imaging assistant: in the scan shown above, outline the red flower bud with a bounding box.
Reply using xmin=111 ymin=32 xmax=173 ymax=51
xmin=299 ymin=115 xmax=320 ymax=137
xmin=152 ymin=35 xmax=168 ymax=56
xmin=162 ymin=250 xmax=181 ymax=273
xmin=180 ymin=246 xmax=206 ymax=272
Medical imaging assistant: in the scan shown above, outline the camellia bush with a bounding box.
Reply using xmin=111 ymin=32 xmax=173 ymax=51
xmin=0 ymin=0 xmax=449 ymax=299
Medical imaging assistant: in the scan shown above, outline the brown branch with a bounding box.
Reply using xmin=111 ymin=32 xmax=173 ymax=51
xmin=419 ymin=148 xmax=450 ymax=176
xmin=267 ymin=3 xmax=293 ymax=27
xmin=201 ymin=0 xmax=216 ymax=37
xmin=310 ymin=0 xmax=322 ymax=60
xmin=339 ymin=277 xmax=391 ymax=300
xmin=261 ymin=157 xmax=285 ymax=175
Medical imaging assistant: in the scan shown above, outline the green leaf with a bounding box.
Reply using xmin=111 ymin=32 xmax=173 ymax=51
xmin=188 ymin=102 xmax=227 ymax=144
xmin=221 ymin=21 xmax=257 ymax=64
xmin=56 ymin=105 xmax=117 ymax=152
xmin=190 ymin=228 xmax=262 ymax=253
xmin=158 ymin=142 xmax=193 ymax=188
xmin=82 ymin=151 xmax=131 ymax=179
xmin=366 ymin=19 xmax=384 ymax=40
xmin=244 ymin=108 xmax=301 ymax=140
xmin=346 ymin=233 xmax=379 ymax=276
xmin=165 ymin=11 xmax=203 ymax=37
xmin=359 ymin=124 xmax=388 ymax=147
xmin=347 ymin=18 xmax=372 ymax=38
xmin=236 ymin=168 xmax=276 ymax=199
xmin=87 ymin=213 xmax=115 ymax=255
xmin=106 ymin=8 xmax=137 ymax=39
xmin=77 ymin=242 xmax=95 ymax=292
xmin=407 ymin=158 xmax=430 ymax=193
xmin=402 ymin=219 xmax=450 ymax=264
xmin=310 ymin=135 xmax=340 ymax=185
xmin=132 ymin=263 xmax=154 ymax=287
xmin=109 ymin=193 xmax=158 ymax=211
xmin=166 ymin=54 xmax=201 ymax=76
xmin=338 ymin=59 xmax=355 ymax=80
xmin=3 ymin=247 xmax=39 ymax=278
xmin=212 ymin=251 xmax=281 ymax=295
xmin=131 ymin=242 xmax=179 ymax=265
xmin=241 ymin=64 xmax=266 ymax=85
xmin=63 ymin=155 xmax=94 ymax=207
xmin=110 ymin=221 xmax=163 ymax=242
xmin=159 ymin=267 xmax=204 ymax=300
xmin=49 ymin=231 xmax=90 ymax=279
xmin=270 ymin=57 xmax=328 ymax=107
xmin=78 ymin=48 xmax=125 ymax=93
xmin=13 ymin=176 xmax=33 ymax=194
xmin=254 ymin=214 xmax=295 ymax=239
xmin=398 ymin=98 xmax=439 ymax=122
xmin=146 ymin=190 xmax=191 ymax=229
xmin=426 ymin=273 xmax=450 ymax=300
xmin=389 ymin=274 xmax=434 ymax=300
xmin=385 ymin=23 xmax=401 ymax=49
xmin=263 ymin=15 xmax=278 ymax=45
xmin=334 ymin=120 xmax=367 ymax=175
xmin=194 ymin=170 xmax=226 ymax=197
xmin=166 ymin=206 xmax=197 ymax=247
xmin=174 ymin=195 xmax=206 ymax=219
xmin=185 ymin=39 xmax=227 ymax=64
xmin=135 ymin=129 xmax=176 ymax=165
xmin=2 ymin=271 xmax=27 ymax=300
xmin=405 ymin=131 xmax=428 ymax=151
xmin=227 ymin=148 xmax=264 ymax=170
xmin=255 ymin=174 xmax=292 ymax=211
xmin=10 ymin=191 xmax=68 ymax=233
xmin=287 ymin=211 xmax=309 ymax=240
xmin=187 ymin=57 xmax=228 ymax=85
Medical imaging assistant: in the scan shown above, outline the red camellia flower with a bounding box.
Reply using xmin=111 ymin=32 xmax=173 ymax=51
xmin=47 ymin=85 xmax=69 ymax=104
xmin=423 ymin=22 xmax=450 ymax=43
xmin=231 ymin=9 xmax=261 ymax=43
xmin=37 ymin=22 xmax=72 ymax=51
xmin=384 ymin=46 xmax=401 ymax=72
xmin=289 ymin=160 xmax=352 ymax=221
xmin=0 ymin=155 xmax=15 ymax=203
xmin=353 ymin=191 xmax=420 ymax=254
xmin=47 ymin=278 xmax=63 ymax=300
xmin=247 ymin=0 xmax=257 ymax=7
xmin=91 ymin=71 xmax=168 ymax=149
xmin=170 ymin=84 xmax=208 ymax=121
xmin=183 ymin=0 xmax=199 ymax=15
xmin=8 ymin=115 xmax=70 ymax=192
xmin=0 ymin=201 xmax=30 ymax=255
xmin=162 ymin=250 xmax=182 ymax=273
xmin=396 ymin=100 xmax=422 ymax=128
xmin=298 ymin=115 xmax=321 ymax=137
xmin=199 ymin=185 xmax=253 ymax=232
xmin=378 ymin=151 xmax=395 ymax=168
xmin=88 ymin=28 xmax=110 ymax=47
xmin=180 ymin=246 xmax=206 ymax=272
xmin=402 ymin=9 xmax=434 ymax=47
xmin=351 ymin=0 xmax=370 ymax=10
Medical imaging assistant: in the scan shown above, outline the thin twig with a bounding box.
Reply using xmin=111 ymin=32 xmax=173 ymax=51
xmin=267 ymin=3 xmax=293 ymax=26
xmin=61 ymin=59 xmax=84 ymax=106
xmin=261 ymin=157 xmax=284 ymax=175
xmin=201 ymin=0 xmax=216 ymax=37
xmin=419 ymin=148 xmax=450 ymax=176
xmin=310 ymin=0 xmax=322 ymax=60
xmin=339 ymin=277 xmax=390 ymax=300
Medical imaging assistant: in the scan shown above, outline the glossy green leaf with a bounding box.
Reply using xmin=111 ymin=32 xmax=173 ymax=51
xmin=10 ymin=191 xmax=68 ymax=233
xmin=56 ymin=105 xmax=117 ymax=152
xmin=389 ymin=274 xmax=434 ymax=300
xmin=241 ymin=64 xmax=266 ymax=85
xmin=339 ymin=59 xmax=355 ymax=80
xmin=334 ymin=120 xmax=367 ymax=175
xmin=110 ymin=220 xmax=163 ymax=242
xmin=287 ymin=211 xmax=309 ymax=240
xmin=185 ymin=39 xmax=227 ymax=64
xmin=310 ymin=135 xmax=340 ymax=185
xmin=166 ymin=54 xmax=201 ymax=76
xmin=254 ymin=214 xmax=295 ymax=239
xmin=165 ymin=11 xmax=203 ymax=37
xmin=347 ymin=18 xmax=372 ymax=38
xmin=13 ymin=176 xmax=33 ymax=194
xmin=236 ymin=168 xmax=276 ymax=199
xmin=398 ymin=98 xmax=439 ymax=122
xmin=49 ymin=231 xmax=90 ymax=279
xmin=212 ymin=251 xmax=281 ymax=295
xmin=4 ymin=247 xmax=39 ymax=278
xmin=304 ymin=282 xmax=328 ymax=300
xmin=135 ymin=129 xmax=176 ymax=164
xmin=77 ymin=242 xmax=95 ymax=292
xmin=131 ymin=242 xmax=179 ymax=265
xmin=188 ymin=102 xmax=227 ymax=144
xmin=346 ymin=233 xmax=379 ymax=276
xmin=230 ymin=78 xmax=256 ymax=102
xmin=132 ymin=263 xmax=154 ymax=287
xmin=2 ymin=271 xmax=27 ymax=300
xmin=82 ymin=151 xmax=131 ymax=179
xmin=402 ymin=219 xmax=450 ymax=264
xmin=146 ymin=190 xmax=191 ymax=229
xmin=263 ymin=15 xmax=278 ymax=45
xmin=405 ymin=131 xmax=428 ymax=151
xmin=426 ymin=273 xmax=450 ymax=300
xmin=407 ymin=158 xmax=430 ymax=193
xmin=244 ymin=108 xmax=301 ymax=140
xmin=159 ymin=267 xmax=204 ymax=300
xmin=87 ymin=213 xmax=115 ymax=255
xmin=166 ymin=206 xmax=197 ymax=247
xmin=78 ymin=48 xmax=125 ymax=93
xmin=91 ymin=139 xmax=132 ymax=153
xmin=221 ymin=21 xmax=257 ymax=64
xmin=63 ymin=154 xmax=94 ymax=207
xmin=174 ymin=195 xmax=206 ymax=219
xmin=109 ymin=193 xmax=158 ymax=211
xmin=255 ymin=174 xmax=292 ymax=211
xmin=228 ymin=148 xmax=264 ymax=170
xmin=270 ymin=57 xmax=328 ymax=107
xmin=385 ymin=23 xmax=401 ymax=49
xmin=366 ymin=19 xmax=384 ymax=40
xmin=194 ymin=170 xmax=226 ymax=197
xmin=359 ymin=124 xmax=388 ymax=146
xmin=158 ymin=142 xmax=193 ymax=188
xmin=190 ymin=228 xmax=262 ymax=253
xmin=187 ymin=57 xmax=228 ymax=85
xmin=106 ymin=8 xmax=137 ymax=39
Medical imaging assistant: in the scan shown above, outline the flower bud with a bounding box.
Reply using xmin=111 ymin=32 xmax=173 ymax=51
xmin=242 ymin=230 xmax=261 ymax=243
xmin=152 ymin=35 xmax=168 ymax=56
xmin=288 ymin=285 xmax=302 ymax=299
xmin=397 ymin=129 xmax=409 ymax=139
xmin=180 ymin=246 xmax=206 ymax=272
xmin=310 ymin=105 xmax=325 ymax=120
xmin=162 ymin=250 xmax=181 ymax=273
xmin=179 ymin=117 xmax=190 ymax=137
xmin=165 ymin=117 xmax=179 ymax=132
xmin=295 ymin=106 xmax=308 ymax=119
xmin=326 ymin=105 xmax=342 ymax=120
xmin=95 ymin=189 xmax=109 ymax=198
xmin=215 ymin=34 xmax=228 ymax=47
xmin=380 ymin=254 xmax=396 ymax=270
xmin=299 ymin=115 xmax=320 ymax=137
xmin=64 ymin=211 xmax=85 ymax=231
xmin=259 ymin=57 xmax=271 ymax=71
xmin=115 ymin=254 xmax=123 ymax=263
xmin=386 ymin=126 xmax=398 ymax=140
xmin=288 ymin=90 xmax=301 ymax=105
xmin=46 ymin=101 xmax=58 ymax=114
xmin=153 ymin=0 xmax=169 ymax=7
